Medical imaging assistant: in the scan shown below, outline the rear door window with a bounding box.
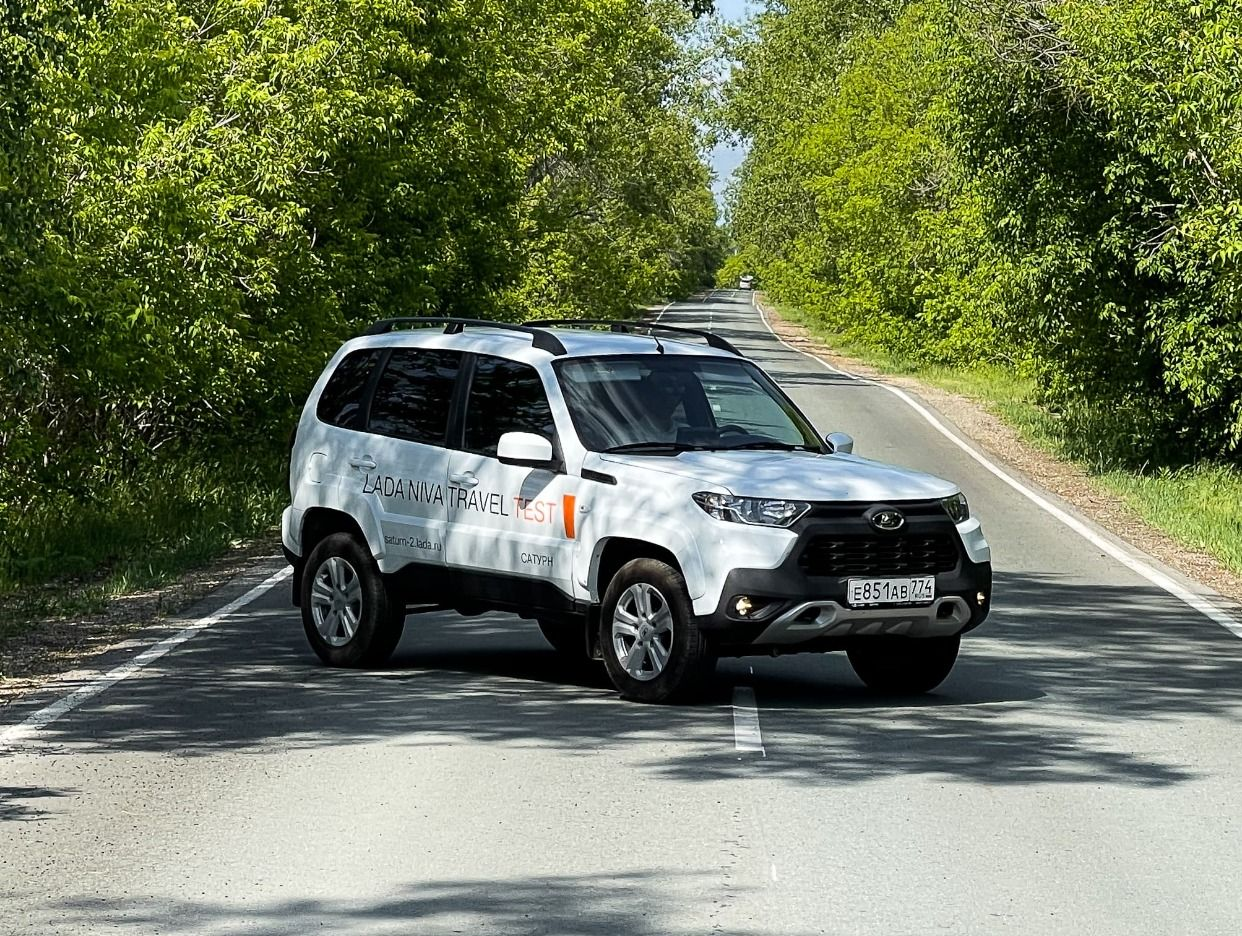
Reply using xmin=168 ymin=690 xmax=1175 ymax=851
xmin=367 ymin=348 xmax=462 ymax=445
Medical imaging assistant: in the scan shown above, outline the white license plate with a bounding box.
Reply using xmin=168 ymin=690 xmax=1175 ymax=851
xmin=847 ymin=576 xmax=935 ymax=607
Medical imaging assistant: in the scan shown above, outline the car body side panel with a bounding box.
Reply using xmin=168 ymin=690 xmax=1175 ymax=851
xmin=443 ymin=453 xmax=579 ymax=598
xmin=573 ymin=455 xmax=797 ymax=615
xmin=285 ymin=414 xmax=377 ymax=558
xmin=347 ymin=433 xmax=451 ymax=573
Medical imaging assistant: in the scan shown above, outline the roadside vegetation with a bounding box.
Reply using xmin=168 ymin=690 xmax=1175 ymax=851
xmin=0 ymin=0 xmax=724 ymax=604
xmin=720 ymin=1 xmax=1242 ymax=574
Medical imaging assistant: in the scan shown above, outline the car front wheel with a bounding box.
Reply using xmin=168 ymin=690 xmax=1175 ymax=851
xmin=599 ymin=559 xmax=711 ymax=703
xmin=301 ymin=532 xmax=404 ymax=667
xmin=846 ymin=635 xmax=960 ymax=694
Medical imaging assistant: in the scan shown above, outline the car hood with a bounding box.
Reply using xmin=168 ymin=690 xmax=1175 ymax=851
xmin=598 ymin=450 xmax=958 ymax=502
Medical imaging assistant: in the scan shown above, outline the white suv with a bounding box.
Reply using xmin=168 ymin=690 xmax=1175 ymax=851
xmin=282 ymin=318 xmax=992 ymax=702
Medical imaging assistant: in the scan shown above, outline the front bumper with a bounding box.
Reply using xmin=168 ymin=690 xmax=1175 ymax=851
xmin=754 ymin=594 xmax=975 ymax=643
xmin=692 ymin=504 xmax=992 ymax=653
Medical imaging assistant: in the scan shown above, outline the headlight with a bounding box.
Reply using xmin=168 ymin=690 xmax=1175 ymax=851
xmin=941 ymin=492 xmax=970 ymax=523
xmin=692 ymin=492 xmax=810 ymax=527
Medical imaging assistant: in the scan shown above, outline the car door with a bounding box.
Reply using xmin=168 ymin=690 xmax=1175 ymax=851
xmin=349 ymin=347 xmax=462 ymax=569
xmin=444 ymin=353 xmax=578 ymax=601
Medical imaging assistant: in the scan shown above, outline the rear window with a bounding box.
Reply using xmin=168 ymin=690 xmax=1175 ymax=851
xmin=316 ymin=349 xmax=382 ymax=430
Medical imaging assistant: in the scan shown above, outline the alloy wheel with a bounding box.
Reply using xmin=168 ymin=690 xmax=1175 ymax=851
xmin=310 ymin=556 xmax=363 ymax=647
xmin=611 ymin=582 xmax=674 ymax=681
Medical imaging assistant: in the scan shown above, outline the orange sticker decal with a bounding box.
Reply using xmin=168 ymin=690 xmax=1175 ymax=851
xmin=562 ymin=494 xmax=576 ymax=539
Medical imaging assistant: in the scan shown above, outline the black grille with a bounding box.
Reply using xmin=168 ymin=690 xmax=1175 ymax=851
xmin=799 ymin=533 xmax=959 ymax=577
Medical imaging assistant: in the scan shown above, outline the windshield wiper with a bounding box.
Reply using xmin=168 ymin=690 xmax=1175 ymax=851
xmin=717 ymin=440 xmax=818 ymax=452
xmin=601 ymin=442 xmax=708 ymax=455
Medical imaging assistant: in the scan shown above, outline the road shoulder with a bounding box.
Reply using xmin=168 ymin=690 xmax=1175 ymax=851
xmin=0 ymin=538 xmax=284 ymax=707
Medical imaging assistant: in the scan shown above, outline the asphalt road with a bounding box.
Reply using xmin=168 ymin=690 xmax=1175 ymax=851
xmin=3 ymin=291 xmax=1242 ymax=935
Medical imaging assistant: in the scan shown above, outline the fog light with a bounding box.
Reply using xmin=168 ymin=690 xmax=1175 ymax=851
xmin=977 ymin=592 xmax=987 ymax=605
xmin=734 ymin=596 xmax=754 ymax=617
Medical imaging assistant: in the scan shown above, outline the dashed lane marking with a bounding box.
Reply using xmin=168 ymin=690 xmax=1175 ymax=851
xmin=732 ymin=685 xmax=765 ymax=756
xmin=0 ymin=567 xmax=292 ymax=752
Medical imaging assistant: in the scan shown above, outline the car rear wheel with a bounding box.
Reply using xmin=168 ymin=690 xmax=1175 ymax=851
xmin=301 ymin=532 xmax=404 ymax=667
xmin=599 ymin=559 xmax=711 ymax=703
xmin=847 ymin=635 xmax=960 ymax=694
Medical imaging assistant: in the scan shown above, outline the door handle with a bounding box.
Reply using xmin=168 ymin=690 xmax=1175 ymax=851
xmin=349 ymin=455 xmax=377 ymax=470
xmin=449 ymin=471 xmax=479 ymax=487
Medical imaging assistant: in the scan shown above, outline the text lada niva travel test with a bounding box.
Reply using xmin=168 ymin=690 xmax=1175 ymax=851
xmin=282 ymin=318 xmax=992 ymax=702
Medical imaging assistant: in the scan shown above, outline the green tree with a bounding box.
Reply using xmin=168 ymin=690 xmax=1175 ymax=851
xmin=0 ymin=0 xmax=722 ymax=587
xmin=723 ymin=0 xmax=1242 ymax=463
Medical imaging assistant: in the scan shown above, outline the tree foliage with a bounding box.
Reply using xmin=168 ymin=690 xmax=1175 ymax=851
xmin=725 ymin=0 xmax=1242 ymax=465
xmin=0 ymin=0 xmax=721 ymax=572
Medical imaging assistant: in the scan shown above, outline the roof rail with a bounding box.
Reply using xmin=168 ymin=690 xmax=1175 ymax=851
xmin=361 ymin=317 xmax=566 ymax=356
xmin=525 ymin=319 xmax=742 ymax=357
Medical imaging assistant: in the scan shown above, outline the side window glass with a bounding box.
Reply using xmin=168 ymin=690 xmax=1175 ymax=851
xmin=316 ymin=349 xmax=381 ymax=430
xmin=368 ymin=349 xmax=461 ymax=444
xmin=464 ymin=355 xmax=556 ymax=456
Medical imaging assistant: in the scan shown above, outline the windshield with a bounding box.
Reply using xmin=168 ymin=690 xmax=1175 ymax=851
xmin=554 ymin=354 xmax=823 ymax=453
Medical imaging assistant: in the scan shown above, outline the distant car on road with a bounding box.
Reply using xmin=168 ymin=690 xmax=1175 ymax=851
xmin=738 ymin=275 xmax=754 ymax=289
xmin=282 ymin=317 xmax=992 ymax=701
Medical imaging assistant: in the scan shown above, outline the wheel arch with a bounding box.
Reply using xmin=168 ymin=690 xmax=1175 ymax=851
xmin=301 ymin=507 xmax=371 ymax=554
xmin=292 ymin=508 xmax=376 ymax=607
xmin=591 ymin=537 xmax=684 ymax=603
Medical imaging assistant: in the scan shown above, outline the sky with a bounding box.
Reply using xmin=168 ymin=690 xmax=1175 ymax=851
xmin=707 ymin=0 xmax=759 ymax=212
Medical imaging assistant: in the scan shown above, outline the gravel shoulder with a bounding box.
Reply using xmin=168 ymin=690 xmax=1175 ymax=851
xmin=762 ymin=298 xmax=1242 ymax=606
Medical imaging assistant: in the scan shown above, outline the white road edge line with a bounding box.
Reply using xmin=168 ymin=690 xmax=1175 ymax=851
xmin=0 ymin=566 xmax=292 ymax=751
xmin=732 ymin=685 xmax=765 ymax=755
xmin=750 ymin=293 xmax=1242 ymax=639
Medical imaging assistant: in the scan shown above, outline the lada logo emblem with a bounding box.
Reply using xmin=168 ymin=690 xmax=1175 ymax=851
xmin=868 ymin=507 xmax=905 ymax=532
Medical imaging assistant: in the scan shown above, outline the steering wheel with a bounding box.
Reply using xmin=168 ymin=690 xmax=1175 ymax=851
xmin=717 ymin=424 xmax=748 ymax=436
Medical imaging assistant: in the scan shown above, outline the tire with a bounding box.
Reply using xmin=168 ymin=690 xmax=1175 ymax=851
xmin=537 ymin=618 xmax=587 ymax=658
xmin=301 ymin=532 xmax=405 ymax=667
xmin=598 ymin=558 xmax=711 ymax=703
xmin=847 ymin=635 xmax=960 ymax=694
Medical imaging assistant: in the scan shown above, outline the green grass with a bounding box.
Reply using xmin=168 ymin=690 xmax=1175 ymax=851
xmin=770 ymin=300 xmax=1242 ymax=578
xmin=0 ymin=450 xmax=286 ymax=629
xmin=1097 ymin=466 xmax=1242 ymax=573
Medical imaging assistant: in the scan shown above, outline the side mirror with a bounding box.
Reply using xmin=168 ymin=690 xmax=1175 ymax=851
xmin=497 ymin=431 xmax=555 ymax=468
xmin=825 ymin=431 xmax=854 ymax=455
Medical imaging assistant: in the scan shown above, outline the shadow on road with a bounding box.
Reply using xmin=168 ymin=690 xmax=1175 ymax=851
xmin=0 ymin=784 xmax=75 ymax=822
xmin=14 ymin=570 xmax=1242 ymax=792
xmin=49 ymin=871 xmax=805 ymax=936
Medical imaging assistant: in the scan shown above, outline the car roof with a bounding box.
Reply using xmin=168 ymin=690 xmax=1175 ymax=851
xmin=337 ymin=323 xmax=740 ymax=365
